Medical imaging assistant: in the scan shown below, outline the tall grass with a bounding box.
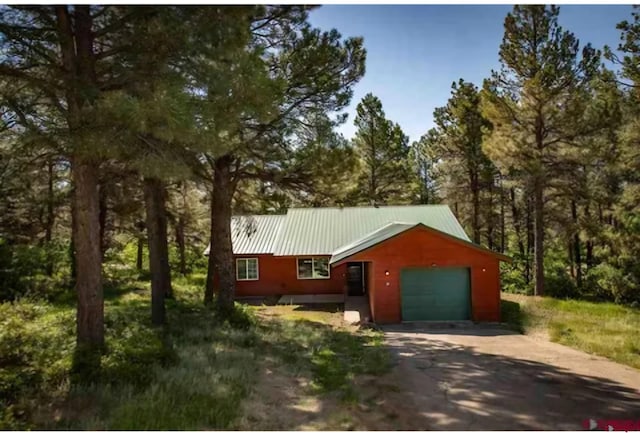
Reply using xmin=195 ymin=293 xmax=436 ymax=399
xmin=1 ymin=271 xmax=390 ymax=429
xmin=502 ymin=293 xmax=640 ymax=369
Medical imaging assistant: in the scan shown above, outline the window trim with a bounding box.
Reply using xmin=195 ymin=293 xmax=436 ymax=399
xmin=296 ymin=257 xmax=331 ymax=280
xmin=236 ymin=257 xmax=259 ymax=281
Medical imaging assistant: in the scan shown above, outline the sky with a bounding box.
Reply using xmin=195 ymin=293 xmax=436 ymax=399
xmin=308 ymin=5 xmax=633 ymax=143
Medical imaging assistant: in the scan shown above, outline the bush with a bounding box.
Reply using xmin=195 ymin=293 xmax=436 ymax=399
xmin=585 ymin=263 xmax=638 ymax=304
xmin=500 ymin=261 xmax=532 ymax=295
xmin=0 ymin=240 xmax=71 ymax=301
xmin=544 ymin=266 xmax=577 ymax=299
xmin=0 ymin=300 xmax=75 ymax=429
xmin=500 ymin=299 xmax=524 ymax=332
xmin=215 ymin=302 xmax=258 ymax=330
xmin=168 ymin=244 xmax=208 ymax=275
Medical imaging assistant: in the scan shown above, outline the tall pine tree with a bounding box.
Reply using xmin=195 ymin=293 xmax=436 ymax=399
xmin=352 ymin=93 xmax=413 ymax=206
xmin=481 ymin=5 xmax=599 ymax=295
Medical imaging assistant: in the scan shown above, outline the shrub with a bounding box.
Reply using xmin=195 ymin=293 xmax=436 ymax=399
xmin=585 ymin=263 xmax=638 ymax=304
xmin=0 ymin=300 xmax=74 ymax=429
xmin=500 ymin=261 xmax=532 ymax=295
xmin=168 ymin=244 xmax=208 ymax=275
xmin=544 ymin=266 xmax=577 ymax=299
xmin=0 ymin=240 xmax=71 ymax=301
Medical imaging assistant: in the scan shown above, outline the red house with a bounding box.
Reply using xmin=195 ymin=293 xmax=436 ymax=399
xmin=207 ymin=205 xmax=510 ymax=324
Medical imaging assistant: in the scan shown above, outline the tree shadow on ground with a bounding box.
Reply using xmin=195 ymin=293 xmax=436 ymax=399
xmin=238 ymin=317 xmax=400 ymax=430
xmin=384 ymin=322 xmax=518 ymax=337
xmin=500 ymin=299 xmax=525 ymax=332
xmin=244 ymin=318 xmax=640 ymax=430
xmin=372 ymin=328 xmax=640 ymax=430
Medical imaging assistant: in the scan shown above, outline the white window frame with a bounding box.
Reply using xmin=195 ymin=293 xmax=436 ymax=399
xmin=296 ymin=257 xmax=331 ymax=280
xmin=236 ymin=257 xmax=259 ymax=281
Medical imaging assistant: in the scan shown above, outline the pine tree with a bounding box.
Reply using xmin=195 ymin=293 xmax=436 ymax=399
xmin=203 ymin=7 xmax=366 ymax=314
xmin=431 ymin=79 xmax=495 ymax=244
xmin=352 ymin=93 xmax=413 ymax=206
xmin=481 ymin=5 xmax=599 ymax=296
xmin=410 ymin=130 xmax=440 ymax=205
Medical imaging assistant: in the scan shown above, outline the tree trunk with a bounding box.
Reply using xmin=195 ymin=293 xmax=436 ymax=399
xmin=205 ymin=184 xmax=216 ymax=305
xmin=568 ymin=239 xmax=575 ymax=279
xmin=206 ymin=155 xmax=236 ymax=315
xmin=368 ymin=123 xmax=378 ymax=206
xmin=98 ymin=182 xmax=108 ymax=260
xmin=470 ymin=170 xmax=481 ymax=244
xmin=585 ymin=204 xmax=595 ymax=272
xmin=135 ymin=219 xmax=145 ymax=271
xmin=143 ymin=177 xmax=172 ymax=325
xmin=136 ymin=234 xmax=144 ymax=271
xmin=525 ymin=191 xmax=533 ymax=285
xmin=533 ymin=176 xmax=545 ymax=296
xmin=510 ymin=188 xmax=526 ymax=261
xmin=571 ymin=200 xmax=582 ymax=289
xmin=69 ymin=216 xmax=77 ymax=286
xmin=176 ymin=181 xmax=188 ymax=276
xmin=176 ymin=215 xmax=187 ymax=276
xmin=56 ymin=5 xmax=104 ymax=360
xmin=45 ymin=157 xmax=55 ymax=276
xmin=72 ymin=158 xmax=104 ymax=349
xmin=485 ymin=179 xmax=495 ymax=250
xmin=586 ymin=240 xmax=594 ymax=271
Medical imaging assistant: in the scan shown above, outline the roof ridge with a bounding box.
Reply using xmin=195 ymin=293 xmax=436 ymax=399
xmin=331 ymin=221 xmax=417 ymax=256
xmin=288 ymin=204 xmax=451 ymax=211
xmin=231 ymin=213 xmax=286 ymax=218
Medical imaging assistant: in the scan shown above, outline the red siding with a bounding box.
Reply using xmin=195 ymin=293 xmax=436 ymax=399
xmin=367 ymin=261 xmax=376 ymax=320
xmin=234 ymin=254 xmax=347 ymax=296
xmin=343 ymin=226 xmax=501 ymax=323
xmin=228 ymin=225 xmax=502 ymax=324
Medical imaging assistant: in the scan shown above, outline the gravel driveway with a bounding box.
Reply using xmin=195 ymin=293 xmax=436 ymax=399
xmin=380 ymin=324 xmax=640 ymax=430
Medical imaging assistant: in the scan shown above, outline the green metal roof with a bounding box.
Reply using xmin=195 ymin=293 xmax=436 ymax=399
xmin=330 ymin=222 xmax=417 ymax=264
xmin=204 ymin=205 xmax=508 ymax=262
xmin=204 ymin=214 xmax=285 ymax=255
xmin=272 ymin=205 xmax=470 ymax=256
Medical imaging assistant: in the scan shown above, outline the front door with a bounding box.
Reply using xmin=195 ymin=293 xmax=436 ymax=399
xmin=347 ymin=262 xmax=365 ymax=296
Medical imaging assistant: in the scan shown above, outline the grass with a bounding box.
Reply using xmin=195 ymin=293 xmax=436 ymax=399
xmin=502 ymin=292 xmax=640 ymax=369
xmin=254 ymin=304 xmax=390 ymax=402
xmin=0 ymin=269 xmax=391 ymax=430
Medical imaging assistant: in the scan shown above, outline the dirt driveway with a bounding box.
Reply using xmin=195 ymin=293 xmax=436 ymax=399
xmin=380 ymin=325 xmax=640 ymax=430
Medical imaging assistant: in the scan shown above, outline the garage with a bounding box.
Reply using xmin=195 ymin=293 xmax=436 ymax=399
xmin=328 ymin=214 xmax=510 ymax=323
xmin=400 ymin=267 xmax=471 ymax=321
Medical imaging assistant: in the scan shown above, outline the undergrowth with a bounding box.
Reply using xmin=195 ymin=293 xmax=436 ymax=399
xmin=1 ymin=271 xmax=390 ymax=429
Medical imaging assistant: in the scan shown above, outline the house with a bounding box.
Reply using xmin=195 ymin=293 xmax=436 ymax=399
xmin=206 ymin=205 xmax=510 ymax=324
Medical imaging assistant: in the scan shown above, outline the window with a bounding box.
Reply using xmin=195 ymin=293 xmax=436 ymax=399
xmin=297 ymin=257 xmax=330 ymax=279
xmin=236 ymin=258 xmax=259 ymax=281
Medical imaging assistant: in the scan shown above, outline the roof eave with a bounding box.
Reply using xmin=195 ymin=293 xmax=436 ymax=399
xmin=330 ymin=223 xmax=511 ymax=266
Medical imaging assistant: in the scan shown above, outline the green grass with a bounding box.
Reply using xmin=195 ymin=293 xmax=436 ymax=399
xmin=255 ymin=306 xmax=390 ymax=402
xmin=502 ymin=293 xmax=640 ymax=369
xmin=0 ymin=271 xmax=390 ymax=429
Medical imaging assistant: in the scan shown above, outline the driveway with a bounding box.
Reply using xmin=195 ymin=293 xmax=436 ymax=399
xmin=380 ymin=324 xmax=640 ymax=430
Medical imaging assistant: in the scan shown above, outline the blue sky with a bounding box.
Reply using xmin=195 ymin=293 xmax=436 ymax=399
xmin=308 ymin=5 xmax=633 ymax=143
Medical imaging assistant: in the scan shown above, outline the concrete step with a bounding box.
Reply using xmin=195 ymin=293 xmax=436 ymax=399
xmin=344 ymin=296 xmax=371 ymax=324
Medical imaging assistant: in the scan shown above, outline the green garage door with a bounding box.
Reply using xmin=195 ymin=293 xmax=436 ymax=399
xmin=400 ymin=267 xmax=471 ymax=321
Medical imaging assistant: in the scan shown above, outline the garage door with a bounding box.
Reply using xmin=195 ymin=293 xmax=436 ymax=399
xmin=400 ymin=267 xmax=471 ymax=321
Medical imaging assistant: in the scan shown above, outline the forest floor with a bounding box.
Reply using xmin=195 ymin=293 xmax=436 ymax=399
xmin=5 ymin=276 xmax=639 ymax=430
xmin=501 ymin=293 xmax=640 ymax=369
xmin=0 ymin=270 xmax=392 ymax=430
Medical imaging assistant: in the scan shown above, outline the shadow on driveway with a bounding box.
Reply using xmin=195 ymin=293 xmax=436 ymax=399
xmin=379 ymin=325 xmax=640 ymax=430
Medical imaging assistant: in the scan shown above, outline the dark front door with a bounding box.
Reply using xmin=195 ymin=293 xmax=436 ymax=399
xmin=347 ymin=262 xmax=365 ymax=296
